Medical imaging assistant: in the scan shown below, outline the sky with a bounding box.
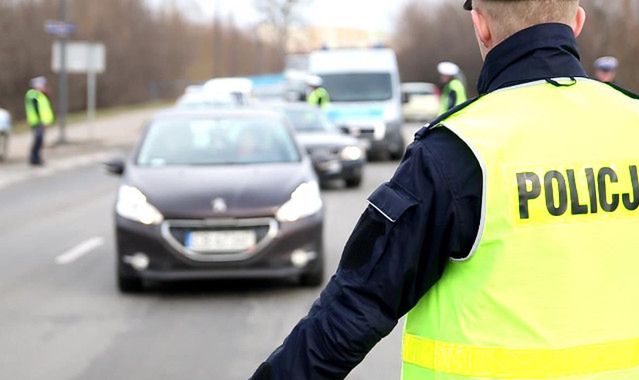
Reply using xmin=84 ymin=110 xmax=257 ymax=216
xmin=184 ymin=0 xmax=414 ymax=33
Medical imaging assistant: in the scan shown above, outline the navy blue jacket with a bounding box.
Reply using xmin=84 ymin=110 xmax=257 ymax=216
xmin=251 ymin=23 xmax=588 ymax=380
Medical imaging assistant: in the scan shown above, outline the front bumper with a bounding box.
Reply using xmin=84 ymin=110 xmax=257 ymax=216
xmin=339 ymin=121 xmax=404 ymax=155
xmin=313 ymin=158 xmax=365 ymax=181
xmin=116 ymin=212 xmax=324 ymax=281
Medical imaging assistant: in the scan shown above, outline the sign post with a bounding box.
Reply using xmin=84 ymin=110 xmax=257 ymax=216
xmin=45 ymin=0 xmax=76 ymax=144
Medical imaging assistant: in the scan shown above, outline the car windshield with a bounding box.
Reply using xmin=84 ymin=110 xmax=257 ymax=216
xmin=283 ymin=108 xmax=336 ymax=132
xmin=137 ymin=116 xmax=300 ymax=166
xmin=319 ymin=73 xmax=393 ymax=102
xmin=403 ymin=86 xmax=436 ymax=96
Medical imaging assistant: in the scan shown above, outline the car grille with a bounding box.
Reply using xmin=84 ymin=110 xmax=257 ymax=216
xmin=307 ymin=147 xmax=341 ymax=161
xmin=161 ymin=218 xmax=278 ymax=263
xmin=339 ymin=125 xmax=376 ymax=139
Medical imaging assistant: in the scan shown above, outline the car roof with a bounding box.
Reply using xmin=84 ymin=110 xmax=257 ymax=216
xmin=153 ymin=108 xmax=285 ymax=120
xmin=401 ymin=82 xmax=437 ymax=92
xmin=261 ymin=101 xmax=319 ymax=113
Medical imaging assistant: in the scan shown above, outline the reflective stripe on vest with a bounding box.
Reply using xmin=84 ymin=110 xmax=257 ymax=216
xmin=439 ymin=79 xmax=467 ymax=114
xmin=25 ymin=89 xmax=54 ymax=127
xmin=402 ymin=78 xmax=639 ymax=380
xmin=403 ymin=334 xmax=639 ymax=378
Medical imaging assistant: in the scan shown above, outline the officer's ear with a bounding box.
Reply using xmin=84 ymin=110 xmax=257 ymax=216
xmin=471 ymin=9 xmax=492 ymax=60
xmin=572 ymin=6 xmax=586 ymax=38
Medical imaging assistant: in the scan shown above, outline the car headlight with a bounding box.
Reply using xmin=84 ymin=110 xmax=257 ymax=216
xmin=340 ymin=145 xmax=364 ymax=161
xmin=116 ymin=185 xmax=164 ymax=225
xmin=276 ymin=182 xmax=323 ymax=222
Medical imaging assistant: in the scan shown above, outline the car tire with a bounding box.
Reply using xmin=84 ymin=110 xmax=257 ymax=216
xmin=300 ymin=263 xmax=325 ymax=287
xmin=118 ymin=271 xmax=144 ymax=293
xmin=389 ymin=148 xmax=404 ymax=161
xmin=368 ymin=149 xmax=389 ymax=162
xmin=345 ymin=175 xmax=362 ymax=188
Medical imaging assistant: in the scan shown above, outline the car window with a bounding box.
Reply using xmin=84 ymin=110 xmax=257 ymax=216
xmin=319 ymin=73 xmax=393 ymax=102
xmin=284 ymin=109 xmax=336 ymax=132
xmin=137 ymin=117 xmax=300 ymax=166
xmin=402 ymin=84 xmax=437 ymax=96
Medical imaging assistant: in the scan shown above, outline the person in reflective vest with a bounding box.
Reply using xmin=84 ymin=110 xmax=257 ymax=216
xmin=306 ymin=75 xmax=330 ymax=109
xmin=438 ymin=61 xmax=467 ymax=114
xmin=251 ymin=1 xmax=639 ymax=379
xmin=24 ymin=76 xmax=54 ymax=166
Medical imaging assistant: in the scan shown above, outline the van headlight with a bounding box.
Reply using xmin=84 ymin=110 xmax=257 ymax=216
xmin=276 ymin=182 xmax=323 ymax=222
xmin=116 ymin=185 xmax=164 ymax=225
xmin=340 ymin=146 xmax=363 ymax=161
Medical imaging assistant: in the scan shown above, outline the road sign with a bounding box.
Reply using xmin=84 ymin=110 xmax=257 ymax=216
xmin=44 ymin=20 xmax=76 ymax=37
xmin=52 ymin=41 xmax=107 ymax=127
xmin=52 ymin=41 xmax=106 ymax=74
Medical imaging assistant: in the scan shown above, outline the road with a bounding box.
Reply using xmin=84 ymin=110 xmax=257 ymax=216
xmin=0 ymin=121 xmax=423 ymax=380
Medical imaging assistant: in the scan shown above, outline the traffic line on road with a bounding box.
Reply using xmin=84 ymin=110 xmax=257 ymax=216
xmin=55 ymin=237 xmax=104 ymax=265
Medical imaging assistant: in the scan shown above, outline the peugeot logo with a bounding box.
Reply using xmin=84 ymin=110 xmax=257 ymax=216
xmin=212 ymin=198 xmax=227 ymax=213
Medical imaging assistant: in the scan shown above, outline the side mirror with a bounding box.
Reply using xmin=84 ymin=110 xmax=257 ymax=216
xmin=103 ymin=158 xmax=126 ymax=176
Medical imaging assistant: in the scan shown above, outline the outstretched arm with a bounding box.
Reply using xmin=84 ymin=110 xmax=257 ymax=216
xmin=250 ymin=135 xmax=480 ymax=379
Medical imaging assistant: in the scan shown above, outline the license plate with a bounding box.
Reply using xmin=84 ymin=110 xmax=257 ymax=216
xmin=186 ymin=230 xmax=257 ymax=252
xmin=318 ymin=160 xmax=342 ymax=173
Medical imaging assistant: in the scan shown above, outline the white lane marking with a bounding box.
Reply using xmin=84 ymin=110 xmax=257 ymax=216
xmin=55 ymin=237 xmax=105 ymax=265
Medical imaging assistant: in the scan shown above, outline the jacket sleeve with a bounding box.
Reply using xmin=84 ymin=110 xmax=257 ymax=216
xmin=250 ymin=137 xmax=477 ymax=379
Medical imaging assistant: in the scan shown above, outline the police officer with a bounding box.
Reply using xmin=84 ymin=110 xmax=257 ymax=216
xmin=594 ymin=56 xmax=619 ymax=83
xmin=438 ymin=61 xmax=467 ymax=114
xmin=252 ymin=0 xmax=639 ymax=378
xmin=24 ymin=76 xmax=55 ymax=166
xmin=306 ymin=75 xmax=330 ymax=109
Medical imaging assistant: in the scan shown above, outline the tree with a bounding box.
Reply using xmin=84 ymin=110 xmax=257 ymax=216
xmin=254 ymin=0 xmax=311 ymax=54
xmin=392 ymin=0 xmax=639 ymax=95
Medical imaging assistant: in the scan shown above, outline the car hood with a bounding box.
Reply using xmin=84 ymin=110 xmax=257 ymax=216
xmin=295 ymin=132 xmax=358 ymax=150
xmin=125 ymin=163 xmax=313 ymax=219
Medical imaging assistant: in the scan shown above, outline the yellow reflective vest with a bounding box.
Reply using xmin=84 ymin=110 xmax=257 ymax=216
xmin=439 ymin=78 xmax=467 ymax=115
xmin=403 ymin=78 xmax=639 ymax=379
xmin=308 ymin=87 xmax=330 ymax=108
xmin=25 ymin=89 xmax=55 ymax=127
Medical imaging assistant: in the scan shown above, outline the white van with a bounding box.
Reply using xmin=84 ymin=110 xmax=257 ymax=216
xmin=309 ymin=48 xmax=405 ymax=160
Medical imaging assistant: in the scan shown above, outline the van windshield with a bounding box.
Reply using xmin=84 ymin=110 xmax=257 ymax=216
xmin=319 ymin=73 xmax=393 ymax=102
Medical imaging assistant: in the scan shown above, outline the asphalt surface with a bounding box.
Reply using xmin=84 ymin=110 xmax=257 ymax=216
xmin=0 ymin=123 xmax=423 ymax=380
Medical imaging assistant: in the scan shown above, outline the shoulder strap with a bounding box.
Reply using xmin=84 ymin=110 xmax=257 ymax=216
xmin=605 ymin=82 xmax=639 ymax=100
xmin=415 ymin=96 xmax=481 ymax=140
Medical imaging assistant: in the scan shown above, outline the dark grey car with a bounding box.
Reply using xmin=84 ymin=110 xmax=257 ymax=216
xmin=276 ymin=103 xmax=366 ymax=188
xmin=105 ymin=109 xmax=324 ymax=292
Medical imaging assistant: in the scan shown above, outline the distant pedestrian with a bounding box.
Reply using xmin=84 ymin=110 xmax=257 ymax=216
xmin=306 ymin=75 xmax=330 ymax=109
xmin=0 ymin=107 xmax=10 ymax=162
xmin=594 ymin=56 xmax=619 ymax=84
xmin=438 ymin=61 xmax=467 ymax=114
xmin=24 ymin=76 xmax=55 ymax=166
